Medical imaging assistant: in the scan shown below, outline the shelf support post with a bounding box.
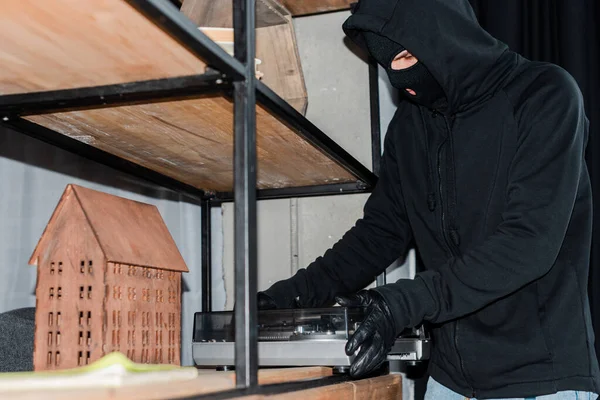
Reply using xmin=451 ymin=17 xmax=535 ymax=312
xmin=233 ymin=0 xmax=259 ymax=390
xmin=369 ymin=56 xmax=386 ymax=287
xmin=201 ymin=199 xmax=212 ymax=313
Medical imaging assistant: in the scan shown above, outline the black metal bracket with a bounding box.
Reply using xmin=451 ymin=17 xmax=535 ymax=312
xmin=214 ymin=181 xmax=374 ymax=202
xmin=0 ymin=73 xmax=230 ymax=117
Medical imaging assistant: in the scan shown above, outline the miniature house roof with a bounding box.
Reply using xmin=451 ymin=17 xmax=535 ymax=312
xmin=29 ymin=184 xmax=189 ymax=272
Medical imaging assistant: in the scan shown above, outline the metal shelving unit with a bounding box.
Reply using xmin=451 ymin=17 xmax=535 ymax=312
xmin=0 ymin=0 xmax=384 ymax=397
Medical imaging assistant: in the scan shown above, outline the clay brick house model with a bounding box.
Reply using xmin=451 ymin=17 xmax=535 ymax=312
xmin=29 ymin=184 xmax=189 ymax=371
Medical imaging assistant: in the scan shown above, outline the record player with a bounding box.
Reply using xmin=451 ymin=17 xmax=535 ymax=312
xmin=192 ymin=307 xmax=431 ymax=371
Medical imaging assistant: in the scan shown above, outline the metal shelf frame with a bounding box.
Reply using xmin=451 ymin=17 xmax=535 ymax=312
xmin=0 ymin=0 xmax=385 ymax=396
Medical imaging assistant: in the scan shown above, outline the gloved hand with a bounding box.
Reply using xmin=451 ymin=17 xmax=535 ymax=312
xmin=257 ymin=291 xmax=278 ymax=310
xmin=256 ymin=278 xmax=302 ymax=310
xmin=336 ymin=290 xmax=398 ymax=378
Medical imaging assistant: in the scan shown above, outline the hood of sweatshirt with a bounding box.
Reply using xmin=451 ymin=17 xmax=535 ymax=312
xmin=343 ymin=0 xmax=518 ymax=113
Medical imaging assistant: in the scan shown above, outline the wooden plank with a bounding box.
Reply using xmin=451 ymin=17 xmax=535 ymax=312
xmin=255 ymin=23 xmax=307 ymax=114
xmin=26 ymin=98 xmax=356 ymax=191
xmin=258 ymin=374 xmax=402 ymax=400
xmin=256 ymin=367 xmax=332 ymax=384
xmin=176 ymin=0 xmax=354 ymax=17
xmin=279 ymin=0 xmax=354 ymax=16
xmin=2 ymin=0 xmax=357 ymax=191
xmin=265 ymin=383 xmax=355 ymax=400
xmin=181 ymin=0 xmax=308 ymax=114
xmin=0 ymin=367 xmax=333 ymax=400
xmin=351 ymin=374 xmax=403 ymax=400
xmin=0 ymin=0 xmax=205 ymax=95
xmin=181 ymin=0 xmax=291 ymax=28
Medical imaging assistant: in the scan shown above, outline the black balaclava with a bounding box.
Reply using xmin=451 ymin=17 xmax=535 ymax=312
xmin=363 ymin=31 xmax=447 ymax=110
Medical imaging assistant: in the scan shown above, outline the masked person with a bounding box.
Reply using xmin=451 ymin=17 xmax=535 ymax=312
xmin=257 ymin=0 xmax=600 ymax=398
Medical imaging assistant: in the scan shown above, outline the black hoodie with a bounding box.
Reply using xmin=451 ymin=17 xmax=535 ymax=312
xmin=262 ymin=0 xmax=600 ymax=397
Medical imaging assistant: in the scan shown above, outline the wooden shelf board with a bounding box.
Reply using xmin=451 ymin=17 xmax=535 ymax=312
xmin=0 ymin=0 xmax=206 ymax=95
xmin=3 ymin=0 xmax=364 ymax=192
xmin=0 ymin=367 xmax=335 ymax=400
xmin=176 ymin=0 xmax=355 ymax=17
xmin=277 ymin=1 xmax=354 ymax=17
xmin=26 ymin=97 xmax=356 ymax=192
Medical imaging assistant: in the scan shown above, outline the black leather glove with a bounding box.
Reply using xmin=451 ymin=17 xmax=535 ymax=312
xmin=336 ymin=290 xmax=398 ymax=378
xmin=256 ymin=278 xmax=302 ymax=310
xmin=257 ymin=291 xmax=278 ymax=310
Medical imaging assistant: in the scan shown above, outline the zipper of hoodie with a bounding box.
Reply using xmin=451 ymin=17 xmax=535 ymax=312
xmin=435 ymin=110 xmax=476 ymax=397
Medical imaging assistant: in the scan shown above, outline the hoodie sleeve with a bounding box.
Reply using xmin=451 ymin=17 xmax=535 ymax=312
xmin=374 ymin=67 xmax=589 ymax=331
xmin=263 ymin=113 xmax=414 ymax=308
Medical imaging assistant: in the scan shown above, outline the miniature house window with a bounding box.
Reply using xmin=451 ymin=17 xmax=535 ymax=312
xmin=88 ymin=260 xmax=93 ymax=274
xmin=56 ymin=332 xmax=61 ymax=346
xmin=78 ymin=351 xmax=90 ymax=366
xmin=81 ymin=260 xmax=85 ymax=274
xmin=57 ymin=287 xmax=62 ymax=299
xmin=48 ymin=312 xmax=53 ymax=327
xmin=128 ymin=311 xmax=136 ymax=327
xmin=50 ymin=262 xmax=55 ymax=275
xmin=128 ymin=265 xmax=138 ymax=276
xmin=79 ymin=311 xmax=84 ymax=326
xmin=49 ymin=287 xmax=54 ymax=300
xmin=58 ymin=262 xmax=63 ymax=275
xmin=57 ymin=312 xmax=61 ymax=326
xmin=79 ymin=286 xmax=84 ymax=299
xmin=55 ymin=352 xmax=60 ymax=366
xmin=88 ymin=286 xmax=92 ymax=299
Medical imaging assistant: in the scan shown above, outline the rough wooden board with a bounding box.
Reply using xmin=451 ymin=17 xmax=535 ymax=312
xmin=181 ymin=0 xmax=308 ymax=114
xmin=351 ymin=374 xmax=403 ymax=400
xmin=0 ymin=0 xmax=205 ymax=95
xmin=181 ymin=0 xmax=291 ymax=28
xmin=248 ymin=374 xmax=402 ymax=400
xmin=265 ymin=382 xmax=355 ymax=400
xmin=26 ymin=98 xmax=356 ymax=191
xmin=0 ymin=367 xmax=333 ymax=400
xmin=176 ymin=0 xmax=354 ymax=17
xmin=279 ymin=0 xmax=354 ymax=16
xmin=255 ymin=23 xmax=307 ymax=114
xmin=252 ymin=366 xmax=333 ymax=384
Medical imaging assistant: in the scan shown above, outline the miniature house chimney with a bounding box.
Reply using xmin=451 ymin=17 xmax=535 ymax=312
xmin=29 ymin=184 xmax=189 ymax=371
